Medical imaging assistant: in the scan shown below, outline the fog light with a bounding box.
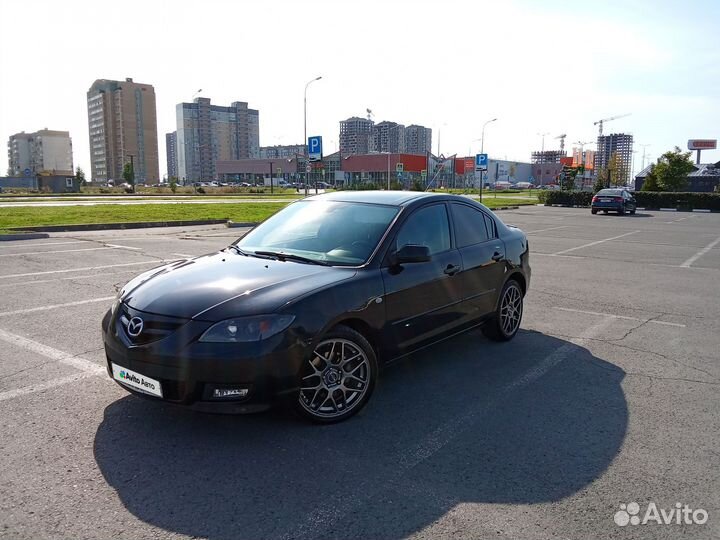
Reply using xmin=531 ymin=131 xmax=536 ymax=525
xmin=213 ymin=387 xmax=249 ymax=399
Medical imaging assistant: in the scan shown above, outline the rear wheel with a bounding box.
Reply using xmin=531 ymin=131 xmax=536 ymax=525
xmin=482 ymin=279 xmax=524 ymax=342
xmin=630 ymin=208 xmax=636 ymax=215
xmin=618 ymin=206 xmax=626 ymax=215
xmin=591 ymin=208 xmax=598 ymax=215
xmin=294 ymin=325 xmax=378 ymax=424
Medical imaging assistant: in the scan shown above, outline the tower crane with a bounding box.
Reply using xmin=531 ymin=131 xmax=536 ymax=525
xmin=594 ymin=113 xmax=630 ymax=136
xmin=555 ymin=134 xmax=567 ymax=153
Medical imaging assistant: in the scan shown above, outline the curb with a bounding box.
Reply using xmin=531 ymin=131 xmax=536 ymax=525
xmin=227 ymin=221 xmax=260 ymax=228
xmin=0 ymin=232 xmax=51 ymax=241
xmin=8 ymin=219 xmax=229 ymax=233
xmin=491 ymin=206 xmax=520 ymax=211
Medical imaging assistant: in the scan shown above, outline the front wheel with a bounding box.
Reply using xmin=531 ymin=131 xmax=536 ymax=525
xmin=294 ymin=325 xmax=378 ymax=424
xmin=482 ymin=279 xmax=524 ymax=341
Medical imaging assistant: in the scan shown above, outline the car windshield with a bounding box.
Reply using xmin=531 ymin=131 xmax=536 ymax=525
xmin=237 ymin=200 xmax=399 ymax=266
xmin=597 ymin=189 xmax=623 ymax=196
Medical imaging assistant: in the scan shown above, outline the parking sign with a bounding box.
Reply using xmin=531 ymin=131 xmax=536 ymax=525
xmin=308 ymin=136 xmax=323 ymax=162
xmin=475 ymin=153 xmax=488 ymax=172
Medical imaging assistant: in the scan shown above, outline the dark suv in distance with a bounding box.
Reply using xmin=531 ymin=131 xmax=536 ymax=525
xmin=591 ymin=188 xmax=637 ymax=215
xmin=102 ymin=191 xmax=531 ymax=423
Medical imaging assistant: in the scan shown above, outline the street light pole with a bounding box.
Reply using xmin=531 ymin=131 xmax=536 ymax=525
xmin=479 ymin=118 xmax=497 ymax=202
xmin=304 ymin=76 xmax=322 ymax=196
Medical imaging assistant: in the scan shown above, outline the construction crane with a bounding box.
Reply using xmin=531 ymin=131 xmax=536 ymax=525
xmin=594 ymin=113 xmax=631 ymax=136
xmin=555 ymin=134 xmax=567 ymax=153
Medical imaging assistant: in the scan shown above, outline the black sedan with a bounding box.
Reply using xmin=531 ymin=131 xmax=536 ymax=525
xmin=591 ymin=188 xmax=637 ymax=215
xmin=102 ymin=191 xmax=530 ymax=423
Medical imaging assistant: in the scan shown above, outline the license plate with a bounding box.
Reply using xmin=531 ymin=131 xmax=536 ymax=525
xmin=600 ymin=198 xmax=611 ymax=202
xmin=111 ymin=363 xmax=163 ymax=398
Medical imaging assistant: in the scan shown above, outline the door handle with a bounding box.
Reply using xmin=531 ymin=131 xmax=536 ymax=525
xmin=491 ymin=251 xmax=503 ymax=262
xmin=444 ymin=264 xmax=460 ymax=276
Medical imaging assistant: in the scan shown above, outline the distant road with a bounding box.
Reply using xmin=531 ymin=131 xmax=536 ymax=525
xmin=0 ymin=197 xmax=304 ymax=208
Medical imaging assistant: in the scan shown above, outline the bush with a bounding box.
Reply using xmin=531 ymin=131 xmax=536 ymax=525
xmin=633 ymin=192 xmax=720 ymax=211
xmin=538 ymin=190 xmax=593 ymax=207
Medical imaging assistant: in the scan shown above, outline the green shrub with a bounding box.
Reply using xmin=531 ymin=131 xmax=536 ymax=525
xmin=633 ymin=192 xmax=720 ymax=211
xmin=539 ymin=190 xmax=593 ymax=207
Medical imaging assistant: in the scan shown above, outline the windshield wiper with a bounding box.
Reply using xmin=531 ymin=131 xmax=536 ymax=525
xmin=226 ymin=244 xmax=248 ymax=256
xmin=253 ymin=250 xmax=329 ymax=266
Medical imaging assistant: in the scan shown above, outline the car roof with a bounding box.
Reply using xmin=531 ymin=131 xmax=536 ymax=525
xmin=304 ymin=190 xmax=463 ymax=206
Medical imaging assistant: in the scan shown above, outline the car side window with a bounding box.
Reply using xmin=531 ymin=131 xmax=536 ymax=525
xmin=484 ymin=215 xmax=497 ymax=239
xmin=451 ymin=203 xmax=490 ymax=247
xmin=395 ymin=204 xmax=451 ymax=255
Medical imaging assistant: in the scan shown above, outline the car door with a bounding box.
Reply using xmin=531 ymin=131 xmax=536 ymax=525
xmin=449 ymin=203 xmax=507 ymax=318
xmin=381 ymin=202 xmax=465 ymax=351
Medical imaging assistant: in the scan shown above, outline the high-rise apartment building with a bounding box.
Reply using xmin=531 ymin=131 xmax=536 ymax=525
xmin=595 ymin=133 xmax=633 ymax=185
xmin=572 ymin=147 xmax=595 ymax=170
xmin=86 ymin=78 xmax=159 ymax=183
xmin=176 ymin=98 xmax=259 ymax=182
xmin=531 ymin=150 xmax=565 ymax=164
xmin=370 ymin=121 xmax=406 ymax=153
xmin=404 ymin=124 xmax=432 ymax=154
xmin=339 ymin=117 xmax=374 ymax=155
xmin=166 ymin=131 xmax=178 ymax=179
xmin=7 ymin=129 xmax=74 ymax=175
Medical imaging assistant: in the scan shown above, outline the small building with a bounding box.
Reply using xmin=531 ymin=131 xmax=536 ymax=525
xmin=0 ymin=174 xmax=79 ymax=193
xmin=634 ymin=161 xmax=720 ymax=192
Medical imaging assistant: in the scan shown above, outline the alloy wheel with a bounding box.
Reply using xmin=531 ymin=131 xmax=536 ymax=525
xmin=499 ymin=283 xmax=523 ymax=336
xmin=298 ymin=338 xmax=371 ymax=419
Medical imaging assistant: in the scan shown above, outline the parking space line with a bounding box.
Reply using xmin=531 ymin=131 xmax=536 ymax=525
xmin=0 ymin=246 xmax=123 ymax=258
xmin=104 ymin=243 xmax=143 ymax=251
xmin=0 ymin=296 xmax=115 ymax=317
xmin=525 ymin=226 xmax=570 ymax=234
xmin=0 ymin=269 xmax=141 ymax=289
xmin=680 ymin=235 xmax=720 ymax=268
xmin=552 ymin=230 xmax=640 ymax=256
xmin=0 ymin=372 xmax=98 ymax=403
xmin=0 ymin=260 xmax=166 ymax=279
xmin=0 ymin=328 xmax=105 ymax=375
xmin=553 ymin=307 xmax=685 ymax=327
xmin=0 ymin=241 xmax=89 ymax=249
xmin=172 ymin=253 xmax=194 ymax=258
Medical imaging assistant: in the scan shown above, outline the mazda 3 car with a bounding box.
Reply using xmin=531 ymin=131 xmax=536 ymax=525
xmin=102 ymin=191 xmax=530 ymax=423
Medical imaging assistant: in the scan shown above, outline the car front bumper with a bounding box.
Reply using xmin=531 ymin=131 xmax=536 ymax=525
xmin=101 ymin=306 xmax=309 ymax=413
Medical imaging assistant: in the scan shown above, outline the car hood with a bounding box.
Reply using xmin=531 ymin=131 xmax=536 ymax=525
xmin=121 ymin=252 xmax=357 ymax=321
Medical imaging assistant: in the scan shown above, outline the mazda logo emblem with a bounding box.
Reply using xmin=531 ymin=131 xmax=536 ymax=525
xmin=127 ymin=317 xmax=144 ymax=337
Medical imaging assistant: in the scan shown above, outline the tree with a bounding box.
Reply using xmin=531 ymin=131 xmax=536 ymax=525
xmin=641 ymin=164 xmax=661 ymax=191
xmin=653 ymin=147 xmax=695 ymax=192
xmin=593 ymin=175 xmax=605 ymax=193
xmin=122 ymin=163 xmax=133 ymax=184
xmin=75 ymin=166 xmax=86 ymax=183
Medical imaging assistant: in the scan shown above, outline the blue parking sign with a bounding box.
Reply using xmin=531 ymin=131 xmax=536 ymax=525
xmin=308 ymin=136 xmax=323 ymax=162
xmin=475 ymin=153 xmax=488 ymax=172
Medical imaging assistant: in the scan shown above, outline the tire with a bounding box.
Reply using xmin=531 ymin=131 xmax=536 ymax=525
xmin=630 ymin=209 xmax=636 ymax=215
xmin=618 ymin=207 xmax=625 ymax=215
xmin=294 ymin=325 xmax=378 ymax=424
xmin=591 ymin=208 xmax=598 ymax=215
xmin=482 ymin=279 xmax=524 ymax=342
xmin=603 ymin=210 xmax=608 ymax=214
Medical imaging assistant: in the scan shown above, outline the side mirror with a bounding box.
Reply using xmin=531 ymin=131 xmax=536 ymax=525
xmin=393 ymin=244 xmax=431 ymax=264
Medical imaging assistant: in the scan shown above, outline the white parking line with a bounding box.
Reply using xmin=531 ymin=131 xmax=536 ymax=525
xmin=0 ymin=269 xmax=141 ymax=289
xmin=553 ymin=307 xmax=685 ymax=327
xmin=172 ymin=253 xmax=194 ymax=258
xmin=0 ymin=328 xmax=105 ymax=375
xmin=104 ymin=243 xmax=143 ymax=251
xmin=0 ymin=260 xmax=166 ymax=279
xmin=525 ymin=225 xmax=569 ymax=234
xmin=0 ymin=296 xmax=115 ymax=317
xmin=0 ymin=372 xmax=98 ymax=403
xmin=0 ymin=241 xmax=89 ymax=248
xmin=552 ymin=230 xmax=640 ymax=256
xmin=0 ymin=246 xmax=121 ymax=258
xmin=680 ymin=235 xmax=720 ymax=268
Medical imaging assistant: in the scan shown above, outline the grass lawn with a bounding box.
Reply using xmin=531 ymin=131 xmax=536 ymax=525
xmin=0 ymin=202 xmax=290 ymax=232
xmin=0 ymin=196 xmax=535 ymax=234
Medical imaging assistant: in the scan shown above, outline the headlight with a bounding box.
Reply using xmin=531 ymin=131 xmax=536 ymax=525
xmin=199 ymin=315 xmax=295 ymax=343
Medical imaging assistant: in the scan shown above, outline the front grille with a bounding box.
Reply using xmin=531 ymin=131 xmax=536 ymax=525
xmin=118 ymin=304 xmax=188 ymax=345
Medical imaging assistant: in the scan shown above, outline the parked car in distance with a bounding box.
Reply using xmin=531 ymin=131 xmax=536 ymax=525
xmin=591 ymin=188 xmax=636 ymax=215
xmin=102 ymin=191 xmax=530 ymax=423
xmin=515 ymin=182 xmax=534 ymax=189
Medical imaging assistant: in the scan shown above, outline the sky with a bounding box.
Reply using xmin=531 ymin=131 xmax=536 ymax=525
xmin=1 ymin=0 xmax=719 ymax=179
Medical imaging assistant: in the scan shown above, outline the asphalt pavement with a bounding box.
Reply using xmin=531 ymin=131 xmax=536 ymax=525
xmin=0 ymin=207 xmax=718 ymax=540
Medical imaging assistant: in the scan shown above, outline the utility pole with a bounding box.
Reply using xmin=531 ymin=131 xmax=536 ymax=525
xmin=269 ymin=161 xmax=274 ymax=194
xmin=303 ymin=76 xmax=322 ymax=197
xmin=128 ymin=154 xmax=135 ymax=193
